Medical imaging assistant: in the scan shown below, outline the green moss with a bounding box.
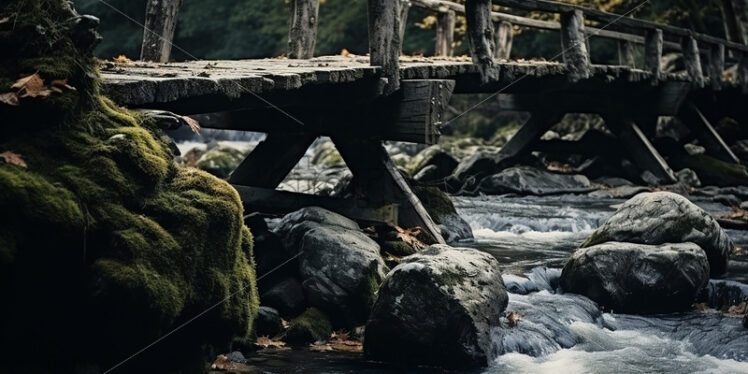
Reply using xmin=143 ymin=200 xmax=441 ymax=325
xmin=362 ymin=265 xmax=382 ymax=312
xmin=195 ymin=145 xmax=247 ymax=178
xmin=0 ymin=1 xmax=258 ymax=370
xmin=581 ymin=229 xmax=609 ymax=248
xmin=680 ymin=154 xmax=748 ymax=187
xmin=381 ymin=240 xmax=417 ymax=257
xmin=412 ymin=186 xmax=457 ymax=223
xmin=284 ymin=307 xmax=333 ymax=345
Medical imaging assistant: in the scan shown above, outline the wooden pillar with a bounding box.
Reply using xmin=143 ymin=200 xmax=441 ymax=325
xmin=288 ymin=0 xmax=320 ymax=59
xmin=465 ymin=0 xmax=496 ymax=83
xmin=435 ymin=9 xmax=455 ymax=57
xmin=678 ymin=102 xmax=740 ymax=164
xmin=719 ymin=0 xmax=748 ymax=44
xmin=560 ymin=10 xmax=591 ymax=82
xmin=739 ymin=51 xmax=748 ymax=93
xmin=605 ymin=115 xmax=677 ymax=184
xmin=645 ymin=29 xmax=663 ymax=82
xmin=368 ymin=0 xmax=402 ymax=94
xmin=499 ymin=111 xmax=564 ymax=160
xmin=399 ymin=0 xmax=411 ymax=47
xmin=229 ymin=133 xmax=317 ymax=188
xmin=618 ymin=40 xmax=636 ymax=67
xmin=494 ymin=21 xmax=514 ymax=60
xmin=682 ymin=35 xmax=705 ymax=88
xmin=707 ymin=44 xmax=725 ymax=90
xmin=140 ymin=0 xmax=183 ymax=62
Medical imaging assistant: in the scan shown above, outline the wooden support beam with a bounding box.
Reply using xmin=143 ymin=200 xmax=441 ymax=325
xmin=560 ymin=9 xmax=591 ymax=82
xmin=368 ymin=0 xmax=402 ymax=94
xmin=399 ymin=0 xmax=411 ymax=46
xmin=739 ymin=51 xmax=748 ymax=93
xmin=707 ymin=43 xmax=726 ymax=90
xmin=333 ymin=137 xmax=446 ymax=244
xmin=233 ymin=185 xmax=399 ymax=225
xmin=604 ymin=115 xmax=677 ymax=184
xmin=140 ymin=0 xmax=183 ymax=62
xmin=678 ymin=102 xmax=740 ymax=164
xmin=618 ymin=40 xmax=636 ymax=67
xmin=228 ymin=133 xmax=317 ymax=188
xmin=288 ymin=0 xmax=320 ymax=59
xmin=465 ymin=0 xmax=497 ymax=83
xmin=682 ymin=35 xmax=705 ymax=88
xmin=494 ymin=21 xmax=514 ymax=60
xmin=645 ymin=29 xmax=664 ymax=82
xmin=435 ymin=9 xmax=456 ymax=57
xmin=499 ymin=110 xmax=564 ymax=160
xmin=392 ymin=80 xmax=455 ymax=144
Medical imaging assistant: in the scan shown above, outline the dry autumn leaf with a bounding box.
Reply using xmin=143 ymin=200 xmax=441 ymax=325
xmin=340 ymin=48 xmax=350 ymax=57
xmin=113 ymin=55 xmax=133 ymax=65
xmin=255 ymin=336 xmax=286 ymax=349
xmin=0 ymin=151 xmax=27 ymax=168
xmin=0 ymin=16 xmax=10 ymax=24
xmin=507 ymin=311 xmax=523 ymax=327
xmin=50 ymin=79 xmax=76 ymax=93
xmin=0 ymin=92 xmax=19 ymax=106
xmin=181 ymin=116 xmax=201 ymax=134
xmin=395 ymin=226 xmax=427 ymax=250
xmin=12 ymin=73 xmax=51 ymax=98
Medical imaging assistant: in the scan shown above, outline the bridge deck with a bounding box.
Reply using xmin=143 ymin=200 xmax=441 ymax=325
xmin=100 ymin=55 xmax=708 ymax=115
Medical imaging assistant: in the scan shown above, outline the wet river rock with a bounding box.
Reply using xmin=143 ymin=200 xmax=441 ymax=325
xmin=479 ymin=166 xmax=596 ymax=196
xmin=561 ymin=242 xmax=710 ymax=313
xmin=365 ymin=245 xmax=507 ymax=367
xmin=582 ymin=191 xmax=733 ymax=276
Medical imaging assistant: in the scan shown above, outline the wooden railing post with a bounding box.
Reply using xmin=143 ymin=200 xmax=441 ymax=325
xmin=368 ymin=0 xmax=403 ymax=94
xmin=707 ymin=43 xmax=725 ymax=90
xmin=399 ymin=0 xmax=411 ymax=47
xmin=465 ymin=0 xmax=496 ymax=83
xmin=435 ymin=9 xmax=455 ymax=57
xmin=739 ymin=51 xmax=748 ymax=93
xmin=644 ymin=28 xmax=663 ymax=82
xmin=288 ymin=0 xmax=320 ymax=59
xmin=560 ymin=9 xmax=591 ymax=82
xmin=140 ymin=0 xmax=183 ymax=62
xmin=682 ymin=35 xmax=705 ymax=88
xmin=494 ymin=21 xmax=513 ymax=60
xmin=618 ymin=40 xmax=635 ymax=67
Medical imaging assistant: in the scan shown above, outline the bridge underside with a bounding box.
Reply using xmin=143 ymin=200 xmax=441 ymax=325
xmin=102 ymin=56 xmax=748 ymax=241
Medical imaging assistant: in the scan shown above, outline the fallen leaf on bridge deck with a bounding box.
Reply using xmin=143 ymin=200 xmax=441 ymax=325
xmin=0 ymin=151 xmax=27 ymax=168
xmin=0 ymin=92 xmax=19 ymax=106
xmin=113 ymin=54 xmax=133 ymax=65
xmin=340 ymin=48 xmax=350 ymax=57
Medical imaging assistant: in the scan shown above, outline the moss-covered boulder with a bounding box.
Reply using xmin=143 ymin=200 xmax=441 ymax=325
xmin=195 ymin=144 xmax=247 ymax=178
xmin=283 ymin=307 xmax=333 ymax=345
xmin=413 ymin=186 xmax=474 ymax=243
xmin=0 ymin=1 xmax=258 ymax=371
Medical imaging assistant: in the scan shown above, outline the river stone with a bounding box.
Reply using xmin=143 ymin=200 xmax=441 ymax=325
xmin=407 ymin=147 xmax=458 ymax=180
xmin=479 ymin=166 xmax=595 ymax=196
xmin=364 ymin=245 xmax=507 ymax=367
xmin=583 ymin=191 xmax=733 ymax=276
xmin=297 ymin=223 xmax=388 ymax=327
xmin=561 ymin=242 xmax=710 ymax=313
xmin=275 ymin=206 xmax=359 ymax=250
xmin=260 ymin=277 xmax=306 ymax=318
xmin=255 ymin=306 xmax=282 ymax=337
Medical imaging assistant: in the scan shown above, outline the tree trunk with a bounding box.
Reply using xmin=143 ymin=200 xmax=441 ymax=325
xmin=288 ymin=0 xmax=319 ymax=59
xmin=140 ymin=0 xmax=183 ymax=62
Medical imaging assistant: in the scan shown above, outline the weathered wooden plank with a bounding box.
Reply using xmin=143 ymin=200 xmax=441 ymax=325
xmin=707 ymin=43 xmax=725 ymax=90
xmin=739 ymin=51 xmax=748 ymax=93
xmin=229 ymin=133 xmax=317 ymax=188
xmin=435 ymin=9 xmax=456 ymax=57
xmin=604 ymin=115 xmax=677 ymax=183
xmin=368 ymin=0 xmax=402 ymax=94
xmin=682 ymin=36 xmax=705 ymax=88
xmin=618 ymin=40 xmax=635 ymax=67
xmin=333 ymin=137 xmax=446 ymax=244
xmin=233 ymin=185 xmax=399 ymax=225
xmin=678 ymin=102 xmax=740 ymax=164
xmin=389 ymin=79 xmax=455 ymax=144
xmin=560 ymin=9 xmax=591 ymax=82
xmin=494 ymin=21 xmax=513 ymax=60
xmin=288 ymin=0 xmax=319 ymax=59
xmin=499 ymin=110 xmax=563 ymax=159
xmin=465 ymin=0 xmax=496 ymax=83
xmin=645 ymin=29 xmax=663 ymax=82
xmin=140 ymin=0 xmax=183 ymax=62
xmin=399 ymin=0 xmax=411 ymax=45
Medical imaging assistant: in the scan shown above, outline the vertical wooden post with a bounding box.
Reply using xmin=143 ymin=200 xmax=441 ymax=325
xmin=288 ymin=0 xmax=320 ymax=59
xmin=465 ymin=0 xmax=496 ymax=83
xmin=140 ymin=0 xmax=183 ymax=62
xmin=399 ymin=0 xmax=411 ymax=47
xmin=739 ymin=51 xmax=748 ymax=93
xmin=707 ymin=44 xmax=725 ymax=90
xmin=494 ymin=21 xmax=514 ymax=60
xmin=645 ymin=29 xmax=663 ymax=82
xmin=560 ymin=10 xmax=591 ymax=82
xmin=618 ymin=40 xmax=636 ymax=67
xmin=682 ymin=35 xmax=705 ymax=88
xmin=435 ymin=9 xmax=455 ymax=57
xmin=368 ymin=0 xmax=402 ymax=94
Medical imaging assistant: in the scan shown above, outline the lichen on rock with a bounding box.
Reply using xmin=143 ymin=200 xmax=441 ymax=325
xmin=0 ymin=1 xmax=258 ymax=371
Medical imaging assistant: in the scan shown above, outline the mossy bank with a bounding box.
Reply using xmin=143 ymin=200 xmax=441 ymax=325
xmin=0 ymin=1 xmax=258 ymax=372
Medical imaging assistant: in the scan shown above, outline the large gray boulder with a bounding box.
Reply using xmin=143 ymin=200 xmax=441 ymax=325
xmin=582 ymin=192 xmax=733 ymax=276
xmin=479 ymin=166 xmax=596 ymax=195
xmin=560 ymin=242 xmax=709 ymax=313
xmin=365 ymin=245 xmax=507 ymax=367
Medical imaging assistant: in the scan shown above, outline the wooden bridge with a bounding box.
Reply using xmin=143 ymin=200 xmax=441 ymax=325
xmin=101 ymin=0 xmax=748 ymax=244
